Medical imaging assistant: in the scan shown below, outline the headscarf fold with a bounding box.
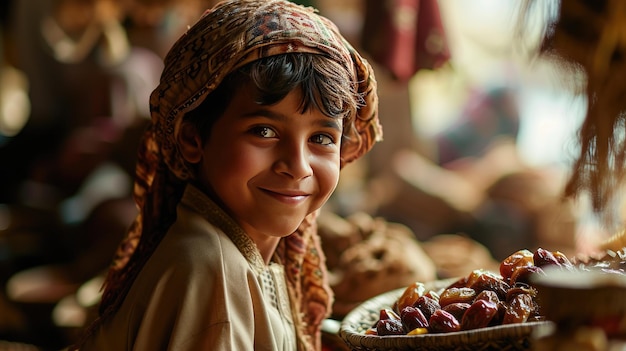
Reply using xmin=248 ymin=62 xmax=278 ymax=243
xmin=93 ymin=1 xmax=382 ymax=349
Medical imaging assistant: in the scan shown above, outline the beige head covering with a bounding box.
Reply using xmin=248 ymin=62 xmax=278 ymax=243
xmin=90 ymin=1 xmax=382 ymax=349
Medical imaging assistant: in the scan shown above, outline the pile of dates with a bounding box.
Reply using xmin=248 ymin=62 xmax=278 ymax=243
xmin=368 ymin=247 xmax=572 ymax=336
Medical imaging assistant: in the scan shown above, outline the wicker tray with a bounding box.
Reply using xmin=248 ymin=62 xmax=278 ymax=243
xmin=339 ymin=278 xmax=554 ymax=351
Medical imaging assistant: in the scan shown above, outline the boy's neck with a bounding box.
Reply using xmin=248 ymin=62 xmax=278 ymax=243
xmin=191 ymin=183 xmax=282 ymax=265
xmin=254 ymin=237 xmax=281 ymax=265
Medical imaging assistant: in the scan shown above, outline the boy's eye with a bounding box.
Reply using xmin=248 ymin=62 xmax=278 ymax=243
xmin=311 ymin=134 xmax=334 ymax=145
xmin=253 ymin=126 xmax=277 ymax=138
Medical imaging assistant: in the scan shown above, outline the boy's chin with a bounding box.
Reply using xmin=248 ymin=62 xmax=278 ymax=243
xmin=277 ymin=224 xmax=305 ymax=237
xmin=275 ymin=216 xmax=314 ymax=237
xmin=250 ymin=210 xmax=319 ymax=238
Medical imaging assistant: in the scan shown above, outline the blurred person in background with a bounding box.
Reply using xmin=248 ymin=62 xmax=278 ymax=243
xmin=332 ymin=0 xmax=577 ymax=262
xmin=0 ymin=0 xmax=213 ymax=348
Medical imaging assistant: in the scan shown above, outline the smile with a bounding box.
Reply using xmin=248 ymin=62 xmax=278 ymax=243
xmin=260 ymin=188 xmax=310 ymax=204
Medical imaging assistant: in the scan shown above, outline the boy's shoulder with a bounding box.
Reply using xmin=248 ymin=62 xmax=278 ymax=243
xmin=163 ymin=202 xmax=256 ymax=265
xmin=162 ymin=205 xmax=236 ymax=263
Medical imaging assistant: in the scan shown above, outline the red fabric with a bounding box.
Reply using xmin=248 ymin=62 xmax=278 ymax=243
xmin=361 ymin=0 xmax=451 ymax=81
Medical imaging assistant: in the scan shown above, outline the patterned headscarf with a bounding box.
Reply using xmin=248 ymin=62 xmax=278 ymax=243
xmin=92 ymin=0 xmax=382 ymax=350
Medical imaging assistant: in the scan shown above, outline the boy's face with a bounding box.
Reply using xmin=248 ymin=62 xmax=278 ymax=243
xmin=190 ymin=83 xmax=342 ymax=247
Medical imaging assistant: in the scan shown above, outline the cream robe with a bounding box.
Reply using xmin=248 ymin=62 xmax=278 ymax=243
xmin=81 ymin=185 xmax=296 ymax=350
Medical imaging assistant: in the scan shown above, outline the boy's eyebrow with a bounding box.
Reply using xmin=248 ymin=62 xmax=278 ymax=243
xmin=242 ymin=109 xmax=343 ymax=131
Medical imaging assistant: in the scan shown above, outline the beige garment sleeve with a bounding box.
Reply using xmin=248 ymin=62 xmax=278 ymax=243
xmin=126 ymin=213 xmax=257 ymax=351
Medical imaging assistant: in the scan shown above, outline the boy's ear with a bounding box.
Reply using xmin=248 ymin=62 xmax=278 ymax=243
xmin=178 ymin=122 xmax=203 ymax=164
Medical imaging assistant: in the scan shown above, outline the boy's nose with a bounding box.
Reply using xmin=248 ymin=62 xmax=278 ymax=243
xmin=274 ymin=142 xmax=313 ymax=180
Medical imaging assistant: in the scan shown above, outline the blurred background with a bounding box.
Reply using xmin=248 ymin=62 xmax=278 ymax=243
xmin=0 ymin=0 xmax=616 ymax=350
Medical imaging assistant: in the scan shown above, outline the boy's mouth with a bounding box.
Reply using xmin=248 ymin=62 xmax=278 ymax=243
xmin=259 ymin=188 xmax=310 ymax=204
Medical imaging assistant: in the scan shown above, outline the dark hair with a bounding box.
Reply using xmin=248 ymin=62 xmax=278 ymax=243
xmin=184 ymin=53 xmax=361 ymax=142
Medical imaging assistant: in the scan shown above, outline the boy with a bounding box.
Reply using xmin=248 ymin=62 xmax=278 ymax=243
xmin=74 ymin=0 xmax=382 ymax=350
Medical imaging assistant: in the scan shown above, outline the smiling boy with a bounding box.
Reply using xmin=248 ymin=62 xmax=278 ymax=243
xmin=73 ymin=1 xmax=382 ymax=350
xmin=180 ymin=82 xmax=343 ymax=262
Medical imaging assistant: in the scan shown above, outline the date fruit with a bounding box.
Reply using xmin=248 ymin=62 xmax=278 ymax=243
xmin=503 ymin=293 xmax=534 ymax=324
xmin=400 ymin=306 xmax=429 ymax=331
xmin=439 ymin=287 xmax=476 ymax=307
xmin=376 ymin=318 xmax=405 ymax=336
xmin=442 ymin=302 xmax=471 ymax=322
xmin=415 ymin=295 xmax=440 ymax=320
xmin=510 ymin=265 xmax=545 ymax=285
xmin=468 ymin=272 xmax=509 ymax=300
xmin=500 ymin=249 xmax=534 ymax=281
xmin=474 ymin=290 xmax=500 ymax=305
xmin=394 ymin=282 xmax=426 ymax=313
xmin=461 ymin=299 xmax=499 ymax=330
xmin=429 ymin=309 xmax=461 ymax=333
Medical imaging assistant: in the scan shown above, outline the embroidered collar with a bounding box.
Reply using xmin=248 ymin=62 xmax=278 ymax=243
xmin=180 ymin=184 xmax=267 ymax=273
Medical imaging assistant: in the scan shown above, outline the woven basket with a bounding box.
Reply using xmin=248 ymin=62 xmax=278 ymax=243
xmin=339 ymin=279 xmax=554 ymax=351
